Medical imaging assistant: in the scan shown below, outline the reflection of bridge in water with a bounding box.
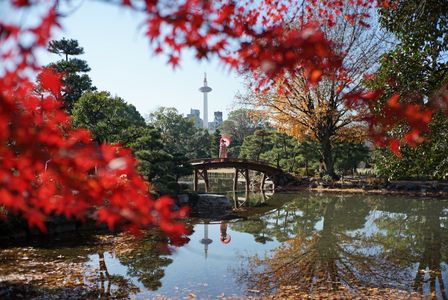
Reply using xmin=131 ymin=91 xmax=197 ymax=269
xmin=189 ymin=158 xmax=297 ymax=193
xmin=229 ymin=190 xmax=274 ymax=208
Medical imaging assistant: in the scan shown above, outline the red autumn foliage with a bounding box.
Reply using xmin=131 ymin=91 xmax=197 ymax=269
xmin=1 ymin=67 xmax=189 ymax=240
xmin=0 ymin=0 xmax=445 ymax=235
xmin=345 ymin=87 xmax=448 ymax=155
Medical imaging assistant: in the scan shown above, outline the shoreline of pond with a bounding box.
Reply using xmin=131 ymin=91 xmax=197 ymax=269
xmin=282 ymin=178 xmax=448 ymax=197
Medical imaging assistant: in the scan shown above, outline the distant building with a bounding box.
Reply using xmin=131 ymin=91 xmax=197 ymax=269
xmin=208 ymin=111 xmax=223 ymax=132
xmin=214 ymin=111 xmax=223 ymax=125
xmin=187 ymin=108 xmax=202 ymax=128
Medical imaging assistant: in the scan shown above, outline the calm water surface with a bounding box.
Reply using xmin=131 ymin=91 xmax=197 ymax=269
xmin=2 ymin=191 xmax=448 ymax=299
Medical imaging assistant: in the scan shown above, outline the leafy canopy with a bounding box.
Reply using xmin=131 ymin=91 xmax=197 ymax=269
xmin=72 ymin=91 xmax=145 ymax=144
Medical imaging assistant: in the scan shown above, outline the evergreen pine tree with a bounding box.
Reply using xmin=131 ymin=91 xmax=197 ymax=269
xmin=46 ymin=38 xmax=96 ymax=112
xmin=210 ymin=129 xmax=221 ymax=158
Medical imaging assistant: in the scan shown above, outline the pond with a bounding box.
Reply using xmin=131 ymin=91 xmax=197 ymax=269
xmin=1 ymin=191 xmax=448 ymax=299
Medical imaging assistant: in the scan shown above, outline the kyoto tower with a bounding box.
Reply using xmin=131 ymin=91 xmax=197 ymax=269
xmin=199 ymin=73 xmax=212 ymax=130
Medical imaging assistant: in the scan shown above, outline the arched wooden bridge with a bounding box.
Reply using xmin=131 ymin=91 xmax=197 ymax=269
xmin=189 ymin=158 xmax=297 ymax=192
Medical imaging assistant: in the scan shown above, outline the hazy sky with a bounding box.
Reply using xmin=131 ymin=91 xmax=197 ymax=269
xmin=34 ymin=1 xmax=245 ymax=120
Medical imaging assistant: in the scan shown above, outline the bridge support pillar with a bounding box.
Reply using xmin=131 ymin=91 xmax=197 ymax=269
xmin=244 ymin=168 xmax=250 ymax=194
xmin=202 ymin=170 xmax=209 ymax=193
xmin=193 ymin=169 xmax=210 ymax=192
xmin=232 ymin=191 xmax=238 ymax=208
xmin=260 ymin=173 xmax=267 ymax=191
xmin=193 ymin=169 xmax=198 ymax=192
xmin=233 ymin=169 xmax=239 ymax=191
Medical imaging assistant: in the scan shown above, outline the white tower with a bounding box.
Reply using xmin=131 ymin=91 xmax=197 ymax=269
xmin=199 ymin=73 xmax=212 ymax=130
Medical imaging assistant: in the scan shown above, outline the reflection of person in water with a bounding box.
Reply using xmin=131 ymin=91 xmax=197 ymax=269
xmin=220 ymin=221 xmax=231 ymax=244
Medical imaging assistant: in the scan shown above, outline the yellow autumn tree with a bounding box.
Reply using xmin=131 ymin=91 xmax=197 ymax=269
xmin=241 ymin=3 xmax=390 ymax=178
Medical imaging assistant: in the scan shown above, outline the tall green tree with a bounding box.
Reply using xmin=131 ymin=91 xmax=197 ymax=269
xmin=189 ymin=129 xmax=211 ymax=159
xmin=378 ymin=0 xmax=447 ymax=98
xmin=119 ymin=126 xmax=191 ymax=183
xmin=239 ymin=129 xmax=321 ymax=175
xmin=210 ymin=129 xmax=221 ymax=158
xmin=46 ymin=38 xmax=96 ymax=112
xmin=260 ymin=132 xmax=301 ymax=172
xmin=147 ymin=107 xmax=210 ymax=159
xmin=367 ymin=1 xmax=448 ymax=178
xmin=72 ymin=93 xmax=191 ymax=194
xmin=122 ymin=126 xmax=192 ymax=195
xmin=373 ymin=112 xmax=448 ymax=180
xmin=297 ymin=137 xmax=320 ymax=176
xmin=239 ymin=129 xmax=273 ymax=161
xmin=72 ymin=91 xmax=145 ymax=144
xmin=48 ymin=38 xmax=84 ymax=61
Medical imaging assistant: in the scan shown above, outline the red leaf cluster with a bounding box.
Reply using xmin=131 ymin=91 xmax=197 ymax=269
xmin=1 ymin=70 xmax=189 ymax=238
xmin=134 ymin=0 xmax=382 ymax=88
xmin=346 ymin=88 xmax=448 ymax=155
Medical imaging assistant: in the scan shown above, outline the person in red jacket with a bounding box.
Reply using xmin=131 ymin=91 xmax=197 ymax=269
xmin=219 ymin=137 xmax=228 ymax=159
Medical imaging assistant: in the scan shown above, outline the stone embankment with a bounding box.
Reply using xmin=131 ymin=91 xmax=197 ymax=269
xmin=177 ymin=193 xmax=235 ymax=219
xmin=0 ymin=216 xmax=103 ymax=244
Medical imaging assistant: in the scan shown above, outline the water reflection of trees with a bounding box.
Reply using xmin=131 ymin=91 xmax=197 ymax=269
xmin=80 ymin=232 xmax=178 ymax=297
xmin=240 ymin=195 xmax=375 ymax=296
xmin=238 ymin=193 xmax=448 ymax=298
xmin=115 ymin=230 xmax=189 ymax=292
xmin=74 ymin=230 xmax=190 ymax=296
xmin=0 ymin=233 xmax=140 ymax=299
xmin=413 ymin=203 xmax=446 ymax=299
xmin=232 ymin=194 xmax=369 ymax=242
xmin=372 ymin=199 xmax=448 ymax=299
xmin=94 ymin=250 xmax=141 ymax=298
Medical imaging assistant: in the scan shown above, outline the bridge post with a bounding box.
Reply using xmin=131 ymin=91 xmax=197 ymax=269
xmin=245 ymin=168 xmax=250 ymax=193
xmin=260 ymin=173 xmax=267 ymax=191
xmin=233 ymin=169 xmax=239 ymax=191
xmin=261 ymin=189 xmax=266 ymax=202
xmin=203 ymin=170 xmax=209 ymax=193
xmin=232 ymin=191 xmax=238 ymax=208
xmin=193 ymin=169 xmax=198 ymax=191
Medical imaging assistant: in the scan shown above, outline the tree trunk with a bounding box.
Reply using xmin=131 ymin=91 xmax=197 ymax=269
xmin=320 ymin=136 xmax=338 ymax=179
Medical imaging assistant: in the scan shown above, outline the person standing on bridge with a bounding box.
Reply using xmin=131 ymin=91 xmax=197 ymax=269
xmin=219 ymin=135 xmax=230 ymax=159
